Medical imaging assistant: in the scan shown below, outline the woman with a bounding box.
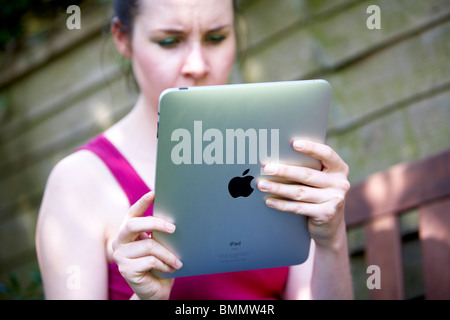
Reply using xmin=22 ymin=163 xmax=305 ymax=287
xmin=36 ymin=0 xmax=353 ymax=300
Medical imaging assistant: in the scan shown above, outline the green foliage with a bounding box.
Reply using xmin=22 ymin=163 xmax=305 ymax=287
xmin=0 ymin=0 xmax=107 ymax=51
xmin=0 ymin=266 xmax=43 ymax=300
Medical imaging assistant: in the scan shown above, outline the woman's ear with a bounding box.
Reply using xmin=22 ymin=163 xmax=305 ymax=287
xmin=111 ymin=17 xmax=132 ymax=59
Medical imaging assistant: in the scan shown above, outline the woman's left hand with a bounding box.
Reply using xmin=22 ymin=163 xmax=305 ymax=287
xmin=257 ymin=140 xmax=350 ymax=249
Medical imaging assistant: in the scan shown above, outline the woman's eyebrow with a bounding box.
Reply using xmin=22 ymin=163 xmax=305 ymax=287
xmin=152 ymin=24 xmax=232 ymax=35
xmin=208 ymin=24 xmax=232 ymax=33
xmin=150 ymin=23 xmax=185 ymax=34
xmin=153 ymin=28 xmax=184 ymax=35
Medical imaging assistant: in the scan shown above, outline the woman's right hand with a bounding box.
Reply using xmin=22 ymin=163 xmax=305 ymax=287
xmin=112 ymin=191 xmax=183 ymax=300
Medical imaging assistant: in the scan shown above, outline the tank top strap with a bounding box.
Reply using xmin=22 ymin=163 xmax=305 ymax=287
xmin=76 ymin=134 xmax=152 ymax=214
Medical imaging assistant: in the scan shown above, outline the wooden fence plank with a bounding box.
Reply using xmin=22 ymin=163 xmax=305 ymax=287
xmin=325 ymin=20 xmax=450 ymax=131
xmin=242 ymin=0 xmax=450 ymax=83
xmin=419 ymin=198 xmax=450 ymax=300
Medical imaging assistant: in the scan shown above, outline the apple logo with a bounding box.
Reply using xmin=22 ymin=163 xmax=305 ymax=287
xmin=228 ymin=169 xmax=254 ymax=198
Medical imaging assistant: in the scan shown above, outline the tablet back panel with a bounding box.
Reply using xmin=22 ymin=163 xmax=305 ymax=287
xmin=152 ymin=80 xmax=331 ymax=278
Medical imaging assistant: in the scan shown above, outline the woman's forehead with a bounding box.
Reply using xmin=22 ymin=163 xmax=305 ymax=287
xmin=136 ymin=0 xmax=234 ymax=31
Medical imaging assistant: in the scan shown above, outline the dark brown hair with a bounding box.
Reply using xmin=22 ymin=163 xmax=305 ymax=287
xmin=113 ymin=0 xmax=139 ymax=34
xmin=113 ymin=0 xmax=239 ymax=35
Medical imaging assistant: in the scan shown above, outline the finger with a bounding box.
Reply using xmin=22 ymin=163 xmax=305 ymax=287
xmin=257 ymin=179 xmax=327 ymax=203
xmin=117 ymin=216 xmax=176 ymax=245
xmin=123 ymin=255 xmax=176 ymax=276
xmin=292 ymin=140 xmax=349 ymax=174
xmin=265 ymin=197 xmax=331 ymax=222
xmin=128 ymin=192 xmax=155 ymax=218
xmin=121 ymin=238 xmax=183 ymax=270
xmin=137 ymin=256 xmax=175 ymax=274
xmin=263 ymin=163 xmax=330 ymax=188
xmin=265 ymin=194 xmax=346 ymax=223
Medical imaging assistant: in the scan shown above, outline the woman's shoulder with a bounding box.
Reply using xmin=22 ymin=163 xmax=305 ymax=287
xmin=47 ymin=149 xmax=112 ymax=193
xmin=40 ymin=148 xmax=129 ymax=223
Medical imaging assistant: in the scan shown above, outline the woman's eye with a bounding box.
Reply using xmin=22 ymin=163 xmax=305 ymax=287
xmin=156 ymin=37 xmax=181 ymax=49
xmin=205 ymin=34 xmax=226 ymax=45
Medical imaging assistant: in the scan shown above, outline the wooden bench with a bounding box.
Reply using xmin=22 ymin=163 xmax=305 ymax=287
xmin=345 ymin=149 xmax=450 ymax=300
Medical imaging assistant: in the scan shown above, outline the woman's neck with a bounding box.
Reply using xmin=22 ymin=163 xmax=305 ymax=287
xmin=104 ymin=94 xmax=159 ymax=189
xmin=106 ymin=94 xmax=158 ymax=156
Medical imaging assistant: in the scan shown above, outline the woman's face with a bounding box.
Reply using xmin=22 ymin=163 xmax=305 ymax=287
xmin=123 ymin=0 xmax=236 ymax=109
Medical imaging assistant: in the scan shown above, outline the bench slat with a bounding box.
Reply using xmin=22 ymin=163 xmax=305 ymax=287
xmin=346 ymin=149 xmax=450 ymax=227
xmin=419 ymin=198 xmax=450 ymax=300
xmin=365 ymin=214 xmax=405 ymax=299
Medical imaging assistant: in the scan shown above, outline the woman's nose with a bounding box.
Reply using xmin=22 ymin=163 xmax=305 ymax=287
xmin=181 ymin=43 xmax=210 ymax=80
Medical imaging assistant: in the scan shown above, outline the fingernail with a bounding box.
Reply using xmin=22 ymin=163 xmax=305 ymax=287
xmin=258 ymin=180 xmax=270 ymax=192
xmin=264 ymin=164 xmax=277 ymax=175
xmin=166 ymin=223 xmax=176 ymax=232
xmin=293 ymin=140 xmax=305 ymax=150
xmin=176 ymin=259 xmax=183 ymax=269
xmin=266 ymin=198 xmax=276 ymax=208
xmin=144 ymin=192 xmax=153 ymax=201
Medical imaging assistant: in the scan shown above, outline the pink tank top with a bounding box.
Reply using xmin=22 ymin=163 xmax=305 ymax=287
xmin=77 ymin=134 xmax=289 ymax=299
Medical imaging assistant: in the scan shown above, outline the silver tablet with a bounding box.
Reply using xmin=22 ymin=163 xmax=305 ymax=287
xmin=152 ymin=80 xmax=331 ymax=278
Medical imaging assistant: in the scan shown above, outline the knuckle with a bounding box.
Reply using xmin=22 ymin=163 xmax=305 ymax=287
xmin=322 ymin=144 xmax=335 ymax=160
xmin=342 ymin=179 xmax=351 ymax=192
xmin=112 ymin=246 xmax=128 ymax=267
xmin=294 ymin=205 xmax=304 ymax=215
xmin=337 ymin=178 xmax=351 ymax=193
xmin=117 ymin=263 xmax=130 ymax=278
xmin=145 ymin=239 xmax=155 ymax=253
xmin=332 ymin=194 xmax=346 ymax=208
xmin=322 ymin=204 xmax=337 ymax=222
xmin=123 ymin=218 xmax=134 ymax=234
xmin=112 ymin=249 xmax=121 ymax=265
xmin=302 ymin=168 xmax=314 ymax=185
xmin=278 ymin=201 xmax=289 ymax=213
xmin=270 ymin=181 xmax=280 ymax=194
xmin=322 ymin=211 xmax=335 ymax=223
xmin=147 ymin=256 xmax=158 ymax=269
xmin=294 ymin=186 xmax=305 ymax=201
xmin=275 ymin=200 xmax=285 ymax=212
xmin=278 ymin=164 xmax=288 ymax=177
xmin=111 ymin=238 xmax=119 ymax=251
xmin=342 ymin=162 xmax=350 ymax=177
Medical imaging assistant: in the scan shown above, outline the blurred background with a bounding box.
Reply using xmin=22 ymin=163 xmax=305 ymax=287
xmin=0 ymin=0 xmax=449 ymax=299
